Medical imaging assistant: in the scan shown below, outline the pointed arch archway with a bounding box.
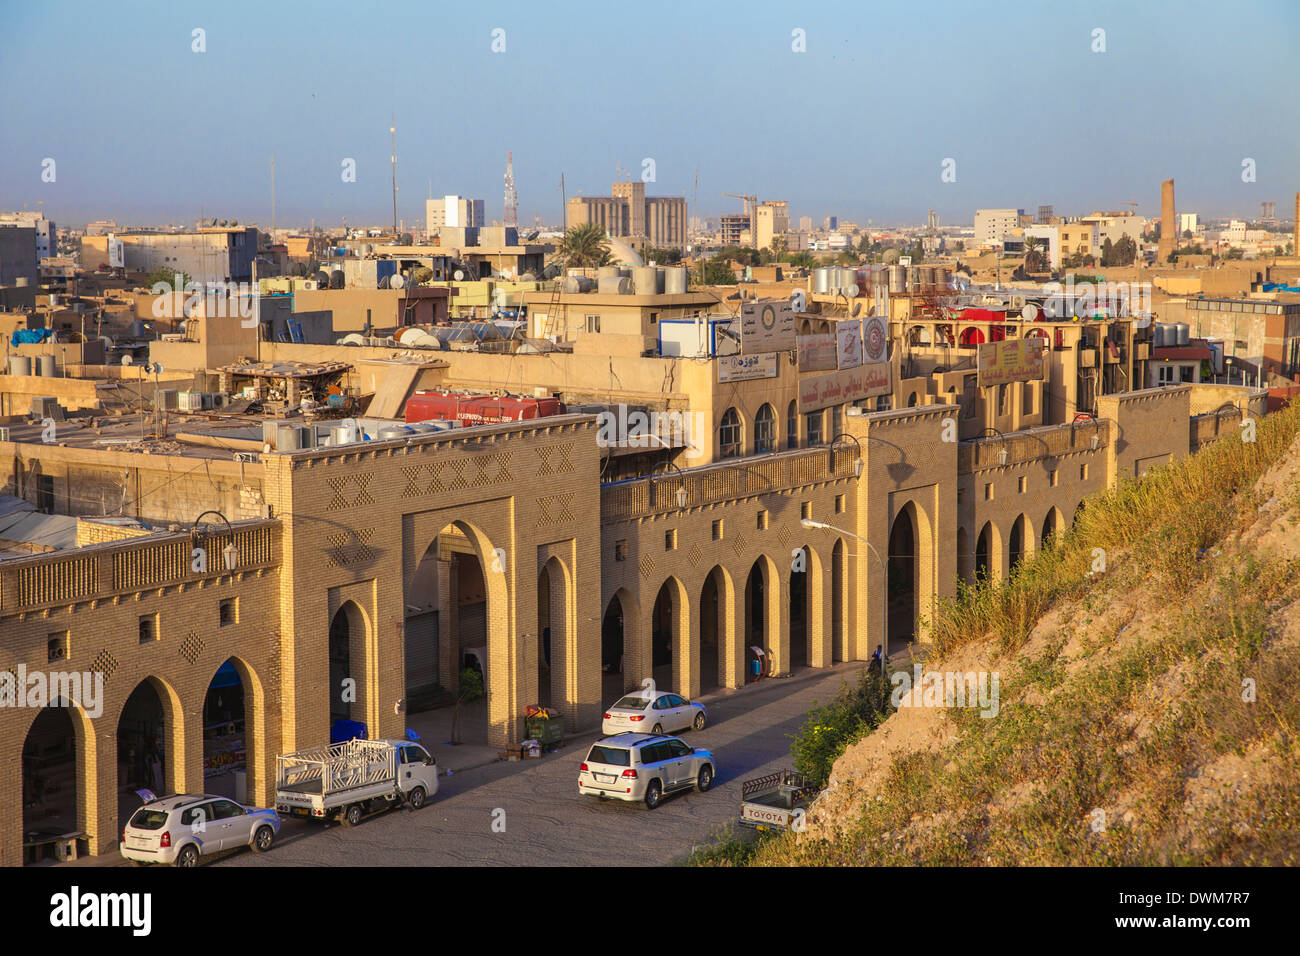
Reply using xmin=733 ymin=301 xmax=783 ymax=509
xmin=20 ymin=698 xmax=97 ymax=862
xmin=114 ymin=676 xmax=185 ymax=831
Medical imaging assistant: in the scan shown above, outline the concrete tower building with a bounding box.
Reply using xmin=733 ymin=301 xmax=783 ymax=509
xmin=1158 ymin=178 xmax=1176 ymax=263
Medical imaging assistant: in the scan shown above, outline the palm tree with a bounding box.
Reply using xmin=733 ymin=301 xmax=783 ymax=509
xmin=556 ymin=222 xmax=612 ymax=268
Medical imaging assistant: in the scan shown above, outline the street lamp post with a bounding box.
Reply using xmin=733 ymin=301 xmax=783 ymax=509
xmin=655 ymin=462 xmax=689 ymax=510
xmin=801 ymin=517 xmax=887 ymax=675
xmin=190 ymin=510 xmax=240 ymax=573
xmin=828 ymin=433 xmax=864 ymax=479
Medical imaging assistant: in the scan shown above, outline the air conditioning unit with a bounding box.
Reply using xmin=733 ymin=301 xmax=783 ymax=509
xmin=233 ymin=452 xmax=259 ymax=463
xmin=299 ymin=280 xmax=318 ymax=291
xmin=0 ymin=427 xmax=10 ymax=442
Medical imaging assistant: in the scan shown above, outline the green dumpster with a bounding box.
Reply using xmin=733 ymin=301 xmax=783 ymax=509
xmin=526 ymin=715 xmax=565 ymax=749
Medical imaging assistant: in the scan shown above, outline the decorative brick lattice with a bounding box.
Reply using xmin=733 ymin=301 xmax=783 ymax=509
xmin=537 ymin=493 xmax=574 ymax=525
xmin=324 ymin=529 xmax=379 ymax=568
xmin=178 ymin=633 xmax=204 ymax=665
xmin=327 ymin=474 xmax=374 ymax=508
xmin=536 ymin=444 xmax=574 ymax=476
xmin=474 ymin=452 xmax=512 ymax=484
xmin=90 ymin=649 xmax=119 ymax=681
xmin=639 ymin=554 xmax=656 ymax=580
xmin=352 ymin=473 xmax=374 ymax=506
xmin=401 ymin=466 xmax=423 ymax=498
xmin=777 ymin=526 xmax=792 ymax=549
xmin=730 ymin=533 xmax=749 ymax=558
xmin=687 ymin=544 xmax=703 ymax=566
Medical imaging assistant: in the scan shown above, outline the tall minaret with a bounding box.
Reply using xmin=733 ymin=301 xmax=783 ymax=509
xmin=504 ymin=151 xmax=518 ymax=228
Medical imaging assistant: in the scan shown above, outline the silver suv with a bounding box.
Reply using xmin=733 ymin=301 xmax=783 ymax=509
xmin=120 ymin=794 xmax=279 ymax=867
xmin=578 ymin=733 xmax=715 ymax=809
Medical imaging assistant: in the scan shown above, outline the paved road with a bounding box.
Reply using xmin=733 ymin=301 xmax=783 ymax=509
xmin=220 ymin=663 xmax=864 ymax=867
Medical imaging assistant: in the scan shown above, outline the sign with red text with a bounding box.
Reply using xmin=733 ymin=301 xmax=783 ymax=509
xmin=798 ymin=361 xmax=891 ymax=412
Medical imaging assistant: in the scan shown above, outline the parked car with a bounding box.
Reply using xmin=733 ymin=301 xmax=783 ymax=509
xmin=120 ymin=794 xmax=279 ymax=867
xmin=601 ymin=692 xmax=707 ymax=735
xmin=276 ymin=738 xmax=437 ymax=826
xmin=578 ymin=733 xmax=715 ymax=809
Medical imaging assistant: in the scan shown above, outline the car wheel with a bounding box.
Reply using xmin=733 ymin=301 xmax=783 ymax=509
xmin=252 ymin=825 xmax=275 ymax=852
xmin=644 ymin=780 xmax=663 ymax=810
xmin=342 ymin=803 xmax=362 ymax=827
xmin=696 ymin=764 xmax=714 ymax=793
xmin=693 ymin=711 xmax=707 ymax=731
xmin=651 ymin=723 xmax=663 ymax=734
xmin=408 ymin=786 xmax=427 ymax=810
xmin=174 ymin=845 xmax=199 ymax=868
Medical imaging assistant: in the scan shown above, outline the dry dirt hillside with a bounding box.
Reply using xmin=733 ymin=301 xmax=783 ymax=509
xmin=753 ymin=401 xmax=1300 ymax=866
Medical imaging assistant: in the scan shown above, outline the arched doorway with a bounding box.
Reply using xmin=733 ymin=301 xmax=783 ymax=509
xmin=650 ymin=578 xmax=687 ymax=692
xmin=887 ymin=504 xmax=918 ymax=654
xmin=831 ymin=539 xmax=845 ymax=662
xmin=744 ymin=560 xmax=767 ymax=682
xmin=602 ymin=593 xmax=626 ymax=702
xmin=975 ymin=522 xmax=992 ymax=581
xmin=788 ymin=547 xmax=811 ymax=669
xmin=956 ymin=526 xmax=970 ymax=583
xmin=698 ymin=568 xmax=728 ymax=693
xmin=1041 ymin=508 xmax=1061 ymax=549
xmin=116 ymin=679 xmax=172 ymax=831
xmin=403 ymin=540 xmax=442 ymax=713
xmin=23 ymin=707 xmax=80 ymax=854
xmin=328 ymin=601 xmax=367 ymax=728
xmin=1009 ymin=515 xmax=1026 ymax=572
xmin=537 ymin=564 xmax=554 ymax=711
xmin=203 ymin=659 xmax=247 ymax=800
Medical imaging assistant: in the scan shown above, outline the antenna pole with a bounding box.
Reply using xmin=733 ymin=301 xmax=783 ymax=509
xmin=560 ymin=173 xmax=566 ymax=230
xmin=270 ymin=155 xmax=276 ymax=240
xmin=391 ymin=115 xmax=398 ymax=238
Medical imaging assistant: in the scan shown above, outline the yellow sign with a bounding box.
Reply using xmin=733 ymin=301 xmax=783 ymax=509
xmin=977 ymin=337 xmax=1046 ymax=387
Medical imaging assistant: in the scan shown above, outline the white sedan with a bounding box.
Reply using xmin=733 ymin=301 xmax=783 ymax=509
xmin=602 ymin=692 xmax=707 ymax=736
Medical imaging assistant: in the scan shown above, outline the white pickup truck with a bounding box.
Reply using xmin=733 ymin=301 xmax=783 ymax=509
xmin=275 ymin=738 xmax=438 ymax=827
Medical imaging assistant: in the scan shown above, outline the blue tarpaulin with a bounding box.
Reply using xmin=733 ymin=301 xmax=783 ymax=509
xmin=330 ymin=719 xmax=368 ymax=744
xmin=10 ymin=328 xmax=52 ymax=346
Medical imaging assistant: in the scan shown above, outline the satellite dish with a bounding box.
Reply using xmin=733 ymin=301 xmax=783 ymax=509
xmin=851 ymin=302 xmax=863 ymax=317
xmin=151 ymin=362 xmax=164 ymax=374
xmin=390 ymin=274 xmax=405 ymax=289
xmin=1021 ymin=303 xmax=1040 ymax=321
xmin=845 ymin=282 xmax=859 ymax=297
xmin=121 ymin=354 xmax=133 ymax=366
xmin=453 ymin=269 xmax=465 ymax=281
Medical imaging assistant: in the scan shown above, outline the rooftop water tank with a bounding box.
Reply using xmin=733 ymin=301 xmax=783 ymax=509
xmin=663 ymin=266 xmax=688 ymax=295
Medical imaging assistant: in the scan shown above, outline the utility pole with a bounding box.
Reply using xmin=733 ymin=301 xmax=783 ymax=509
xmin=560 ymin=173 xmax=566 ymax=231
xmin=390 ymin=115 xmax=398 ymax=238
xmin=270 ymin=155 xmax=276 ymax=240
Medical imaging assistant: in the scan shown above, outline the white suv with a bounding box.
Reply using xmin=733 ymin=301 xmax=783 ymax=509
xmin=578 ymin=733 xmax=715 ymax=809
xmin=120 ymin=794 xmax=279 ymax=867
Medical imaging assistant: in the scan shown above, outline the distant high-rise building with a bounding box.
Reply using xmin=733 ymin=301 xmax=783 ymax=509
xmin=1037 ymin=204 xmax=1054 ymax=224
xmin=755 ymin=201 xmax=789 ymax=251
xmin=1260 ymin=201 xmax=1276 ymax=222
xmin=974 ymin=209 xmax=1024 ymax=246
xmin=927 ymin=209 xmax=939 ymax=231
xmin=798 ymin=216 xmax=812 ymax=232
xmin=426 ymin=195 xmax=485 ymax=234
xmin=719 ymin=215 xmax=748 ymax=247
xmin=823 ymin=215 xmax=837 ymax=231
xmin=0 ymin=211 xmax=55 ymax=259
xmin=503 ymin=152 xmax=518 ymax=228
xmin=566 ymin=181 xmax=686 ymax=249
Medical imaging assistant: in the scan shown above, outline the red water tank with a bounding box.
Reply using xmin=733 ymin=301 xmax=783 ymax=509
xmin=405 ymin=390 xmax=566 ymax=427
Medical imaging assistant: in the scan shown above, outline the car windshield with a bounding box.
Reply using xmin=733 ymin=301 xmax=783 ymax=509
xmin=128 ymin=808 xmax=169 ymax=830
xmin=612 ymin=696 xmax=649 ymax=710
xmin=586 ymin=745 xmax=631 ymax=766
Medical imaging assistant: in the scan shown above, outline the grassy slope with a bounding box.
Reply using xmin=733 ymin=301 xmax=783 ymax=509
xmin=745 ymin=400 xmax=1300 ymax=866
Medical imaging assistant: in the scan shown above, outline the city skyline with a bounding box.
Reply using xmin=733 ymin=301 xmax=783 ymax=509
xmin=2 ymin=0 xmax=1297 ymax=229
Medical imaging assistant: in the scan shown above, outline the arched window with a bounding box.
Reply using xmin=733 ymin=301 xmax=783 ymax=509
xmin=754 ymin=404 xmax=776 ymax=454
xmin=786 ymin=400 xmax=798 ymax=449
xmin=997 ymin=384 xmax=1008 ymax=416
xmin=719 ymin=407 xmax=742 ymax=458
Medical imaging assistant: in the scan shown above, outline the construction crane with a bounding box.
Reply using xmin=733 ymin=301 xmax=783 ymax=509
xmin=1120 ymin=199 xmax=1139 ymax=213
xmin=723 ymin=193 xmax=757 ymax=218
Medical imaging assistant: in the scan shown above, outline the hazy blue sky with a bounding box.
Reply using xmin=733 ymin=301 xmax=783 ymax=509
xmin=2 ymin=0 xmax=1296 ymax=229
